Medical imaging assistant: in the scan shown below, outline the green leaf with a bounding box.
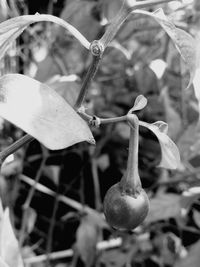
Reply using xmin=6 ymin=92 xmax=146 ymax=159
xmin=0 ymin=13 xmax=90 ymax=60
xmin=133 ymin=8 xmax=196 ymax=87
xmin=0 ymin=74 xmax=95 ymax=150
xmin=139 ymin=120 xmax=181 ymax=169
xmin=129 ymin=94 xmax=147 ymax=113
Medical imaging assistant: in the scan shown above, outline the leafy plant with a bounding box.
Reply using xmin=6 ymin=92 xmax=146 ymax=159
xmin=0 ymin=0 xmax=200 ymax=267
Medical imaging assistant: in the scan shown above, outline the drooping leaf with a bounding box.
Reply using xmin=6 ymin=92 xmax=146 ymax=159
xmin=0 ymin=208 xmax=24 ymax=267
xmin=129 ymin=94 xmax=147 ymax=113
xmin=175 ymin=240 xmax=200 ymax=267
xmin=145 ymin=193 xmax=181 ymax=224
xmin=132 ymin=8 xmax=196 ymax=87
xmin=0 ymin=13 xmax=90 ymax=60
xmin=0 ymin=74 xmax=94 ymax=150
xmin=139 ymin=120 xmax=181 ymax=169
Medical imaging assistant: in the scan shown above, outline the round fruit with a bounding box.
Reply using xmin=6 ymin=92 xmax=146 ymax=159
xmin=103 ymin=182 xmax=149 ymax=231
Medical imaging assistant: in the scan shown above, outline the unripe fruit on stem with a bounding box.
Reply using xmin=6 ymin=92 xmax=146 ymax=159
xmin=103 ymin=114 xmax=149 ymax=230
xmin=103 ymin=182 xmax=149 ymax=231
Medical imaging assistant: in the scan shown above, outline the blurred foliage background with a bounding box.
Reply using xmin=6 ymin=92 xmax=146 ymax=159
xmin=1 ymin=0 xmax=200 ymax=267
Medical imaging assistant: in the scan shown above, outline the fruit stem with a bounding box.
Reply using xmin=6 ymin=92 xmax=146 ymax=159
xmin=120 ymin=114 xmax=141 ymax=195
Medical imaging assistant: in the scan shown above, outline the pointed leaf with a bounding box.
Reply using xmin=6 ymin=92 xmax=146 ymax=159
xmin=139 ymin=120 xmax=180 ymax=169
xmin=0 ymin=74 xmax=94 ymax=150
xmin=0 ymin=13 xmax=90 ymax=60
xmin=129 ymin=94 xmax=147 ymax=113
xmin=0 ymin=208 xmax=24 ymax=267
xmin=133 ymin=8 xmax=196 ymax=87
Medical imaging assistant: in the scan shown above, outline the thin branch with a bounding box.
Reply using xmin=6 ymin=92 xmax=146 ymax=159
xmin=0 ymin=134 xmax=34 ymax=165
xmin=77 ymin=110 xmax=127 ymax=125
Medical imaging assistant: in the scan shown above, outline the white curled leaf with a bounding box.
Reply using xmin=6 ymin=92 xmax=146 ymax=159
xmin=139 ymin=120 xmax=181 ymax=169
xmin=132 ymin=8 xmax=196 ymax=87
xmin=129 ymin=95 xmax=148 ymax=113
xmin=0 ymin=74 xmax=94 ymax=150
xmin=0 ymin=13 xmax=90 ymax=60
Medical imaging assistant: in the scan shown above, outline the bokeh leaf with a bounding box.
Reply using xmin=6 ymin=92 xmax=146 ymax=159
xmin=0 ymin=74 xmax=94 ymax=150
xmin=0 ymin=13 xmax=90 ymax=60
xmin=146 ymin=193 xmax=181 ymax=224
xmin=140 ymin=120 xmax=181 ymax=169
xmin=76 ymin=214 xmax=99 ymax=267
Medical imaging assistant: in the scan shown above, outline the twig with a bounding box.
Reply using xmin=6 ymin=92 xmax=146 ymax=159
xmin=24 ymin=238 xmax=122 ymax=264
